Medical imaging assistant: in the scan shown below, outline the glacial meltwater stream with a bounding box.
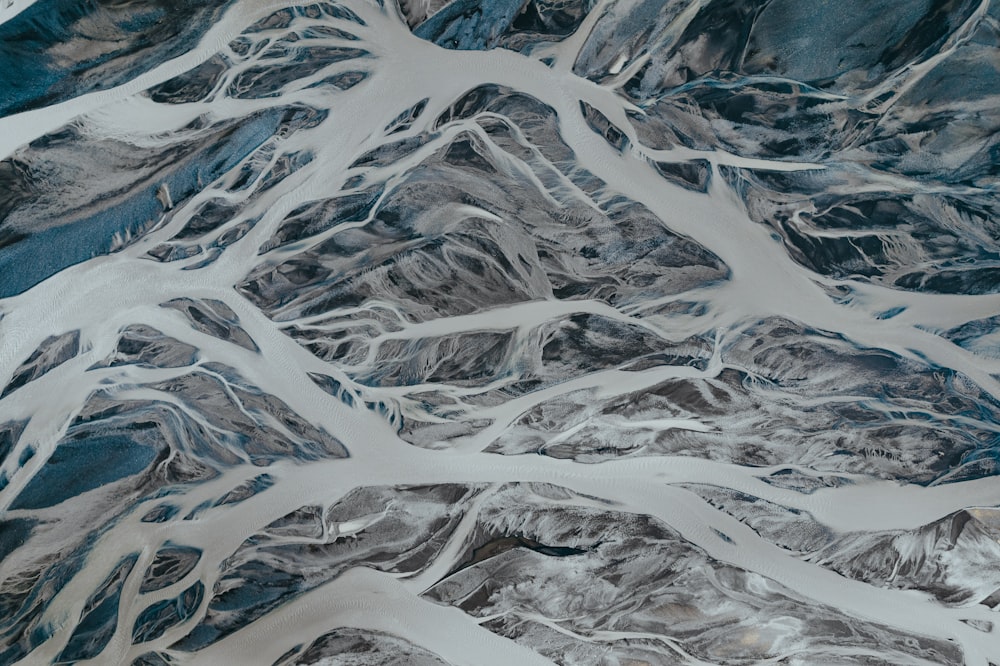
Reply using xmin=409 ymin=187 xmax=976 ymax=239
xmin=1 ymin=0 xmax=1000 ymax=664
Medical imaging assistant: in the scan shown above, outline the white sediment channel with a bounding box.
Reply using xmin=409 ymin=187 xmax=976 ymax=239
xmin=2 ymin=1 xmax=999 ymax=664
xmin=0 ymin=0 xmax=35 ymax=27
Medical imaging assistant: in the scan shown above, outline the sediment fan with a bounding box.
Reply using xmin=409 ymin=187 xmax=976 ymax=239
xmin=1 ymin=0 xmax=999 ymax=664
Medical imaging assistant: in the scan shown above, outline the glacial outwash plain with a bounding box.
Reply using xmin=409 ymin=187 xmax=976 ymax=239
xmin=1 ymin=0 xmax=1000 ymax=664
